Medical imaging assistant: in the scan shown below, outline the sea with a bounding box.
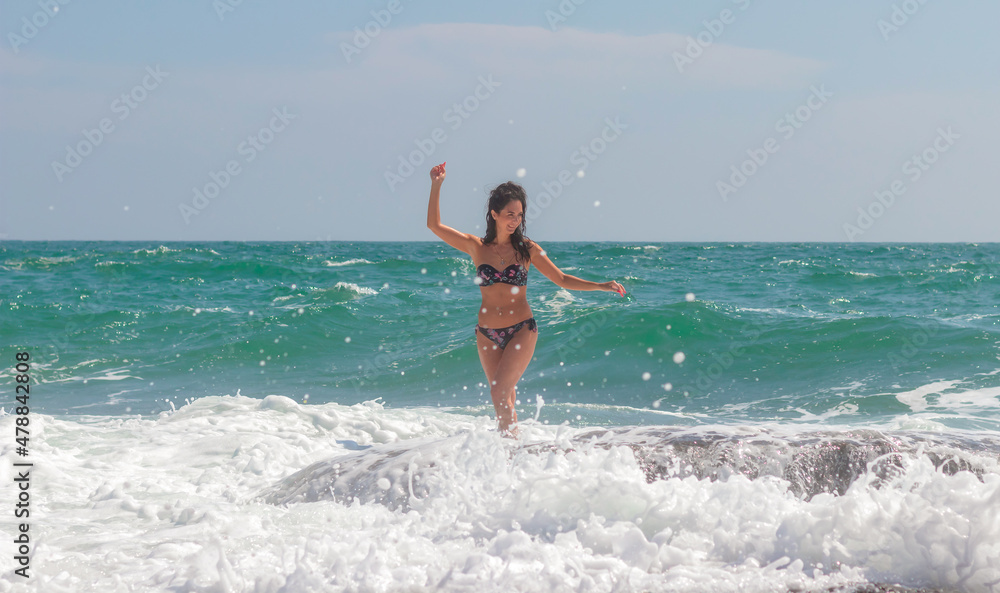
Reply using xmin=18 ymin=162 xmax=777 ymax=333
xmin=1 ymin=241 xmax=999 ymax=593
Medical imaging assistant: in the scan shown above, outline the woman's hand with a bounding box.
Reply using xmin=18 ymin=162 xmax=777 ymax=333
xmin=430 ymin=162 xmax=446 ymax=186
xmin=603 ymin=280 xmax=626 ymax=296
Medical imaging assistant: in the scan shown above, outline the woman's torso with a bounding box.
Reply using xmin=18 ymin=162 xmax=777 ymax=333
xmin=472 ymin=239 xmax=532 ymax=327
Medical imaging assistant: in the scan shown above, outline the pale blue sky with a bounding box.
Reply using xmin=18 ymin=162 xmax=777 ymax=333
xmin=1 ymin=0 xmax=998 ymax=241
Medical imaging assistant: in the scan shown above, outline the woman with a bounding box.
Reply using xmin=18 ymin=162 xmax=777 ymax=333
xmin=426 ymin=162 xmax=625 ymax=436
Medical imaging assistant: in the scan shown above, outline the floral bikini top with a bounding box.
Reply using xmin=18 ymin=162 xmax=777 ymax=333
xmin=475 ymin=263 xmax=528 ymax=287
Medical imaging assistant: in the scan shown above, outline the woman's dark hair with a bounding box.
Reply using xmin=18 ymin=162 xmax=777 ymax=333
xmin=482 ymin=182 xmax=532 ymax=263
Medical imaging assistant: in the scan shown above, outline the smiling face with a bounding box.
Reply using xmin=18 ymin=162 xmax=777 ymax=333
xmin=483 ymin=182 xmax=529 ymax=248
xmin=492 ymin=200 xmax=524 ymax=239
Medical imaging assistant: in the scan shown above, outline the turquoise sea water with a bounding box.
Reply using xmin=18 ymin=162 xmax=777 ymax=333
xmin=2 ymin=241 xmax=999 ymax=592
xmin=3 ymin=241 xmax=999 ymax=429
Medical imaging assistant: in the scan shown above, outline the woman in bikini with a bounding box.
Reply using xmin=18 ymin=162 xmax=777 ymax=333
xmin=426 ymin=162 xmax=625 ymax=436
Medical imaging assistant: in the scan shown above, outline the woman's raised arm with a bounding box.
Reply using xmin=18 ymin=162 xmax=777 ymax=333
xmin=426 ymin=162 xmax=479 ymax=256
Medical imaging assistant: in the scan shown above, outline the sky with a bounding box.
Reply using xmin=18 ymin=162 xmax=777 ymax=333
xmin=1 ymin=0 xmax=998 ymax=242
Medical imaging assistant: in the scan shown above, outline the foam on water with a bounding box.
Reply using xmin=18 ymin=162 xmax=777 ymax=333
xmin=2 ymin=395 xmax=998 ymax=592
xmin=330 ymin=281 xmax=378 ymax=297
xmin=895 ymin=381 xmax=1000 ymax=416
xmin=322 ymin=258 xmax=374 ymax=267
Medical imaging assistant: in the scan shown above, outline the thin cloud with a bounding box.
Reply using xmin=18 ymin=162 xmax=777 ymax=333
xmin=326 ymin=23 xmax=827 ymax=89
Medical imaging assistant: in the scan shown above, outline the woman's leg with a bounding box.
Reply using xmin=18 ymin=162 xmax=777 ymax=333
xmin=489 ymin=324 xmax=537 ymax=436
xmin=476 ymin=330 xmax=505 ymax=424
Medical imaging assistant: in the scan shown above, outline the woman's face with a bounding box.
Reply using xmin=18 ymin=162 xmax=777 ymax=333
xmin=493 ymin=200 xmax=524 ymax=236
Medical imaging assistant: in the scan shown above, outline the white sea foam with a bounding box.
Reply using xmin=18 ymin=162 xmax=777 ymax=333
xmin=0 ymin=396 xmax=997 ymax=592
xmin=322 ymin=258 xmax=373 ymax=267
xmin=131 ymin=245 xmax=221 ymax=256
xmin=895 ymin=380 xmax=1000 ymax=415
xmin=735 ymin=305 xmax=817 ymax=318
xmin=175 ymin=304 xmax=238 ymax=313
xmin=536 ymin=289 xmax=577 ymax=323
xmin=133 ymin=245 xmax=179 ymax=255
xmin=331 ymin=281 xmax=378 ymax=296
xmin=0 ymin=255 xmax=80 ymax=269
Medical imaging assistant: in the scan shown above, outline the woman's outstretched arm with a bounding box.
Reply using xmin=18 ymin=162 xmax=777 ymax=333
xmin=529 ymin=241 xmax=625 ymax=295
xmin=426 ymin=162 xmax=479 ymax=256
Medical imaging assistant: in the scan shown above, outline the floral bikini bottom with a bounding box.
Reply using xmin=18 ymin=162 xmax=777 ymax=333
xmin=474 ymin=317 xmax=538 ymax=350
